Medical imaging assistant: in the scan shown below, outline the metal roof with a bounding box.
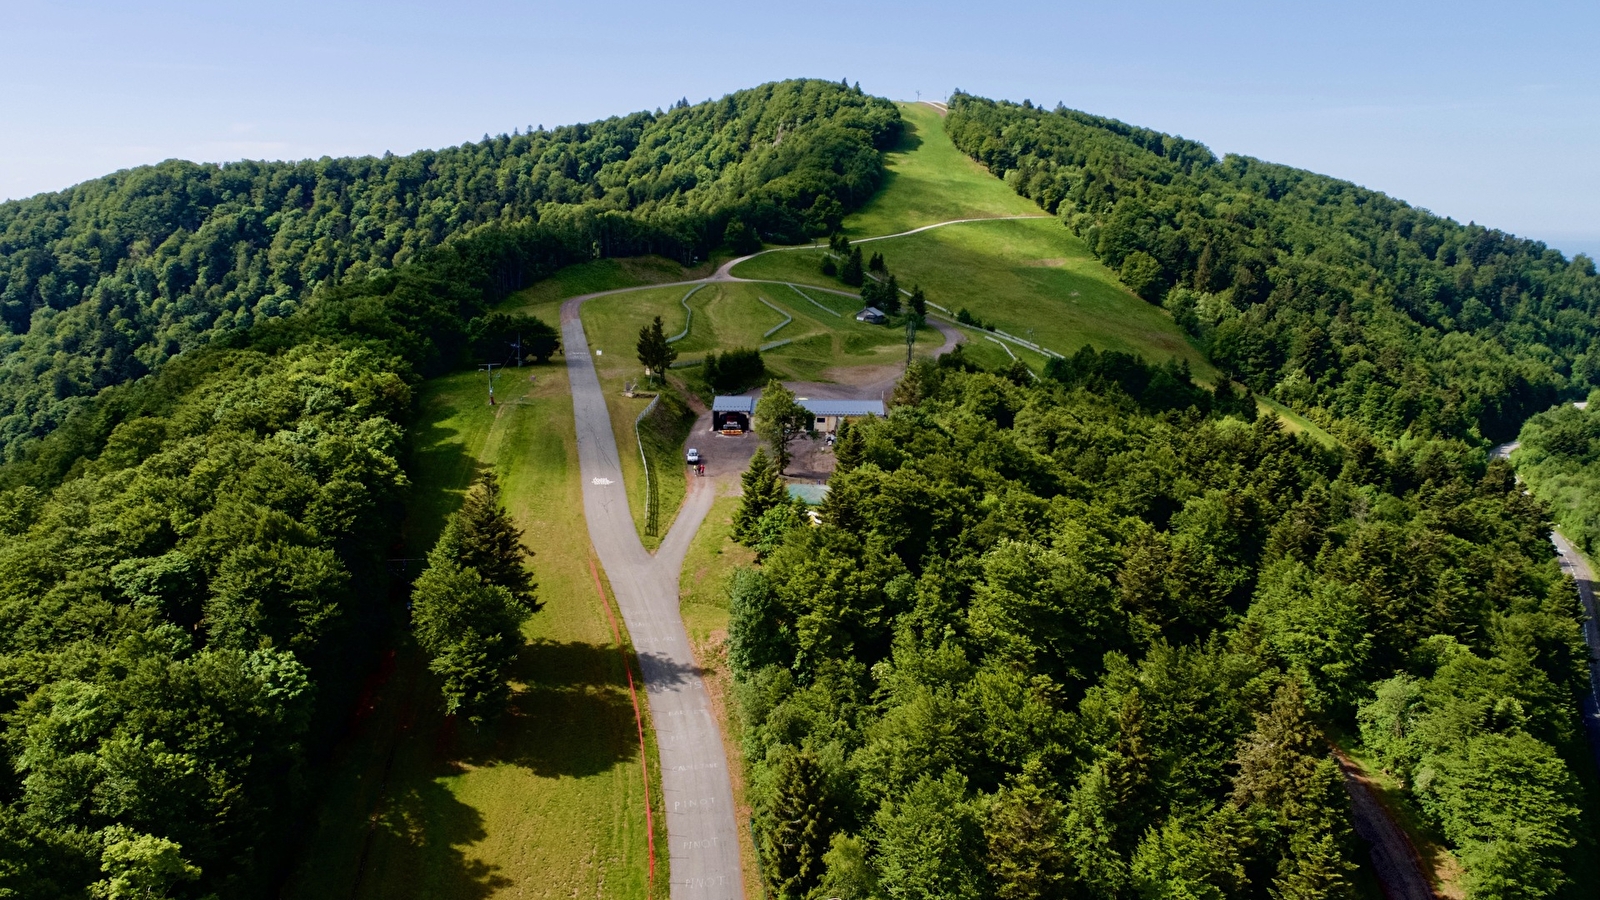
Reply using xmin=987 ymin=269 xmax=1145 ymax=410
xmin=799 ymin=399 xmax=886 ymax=417
xmin=712 ymin=395 xmax=756 ymax=413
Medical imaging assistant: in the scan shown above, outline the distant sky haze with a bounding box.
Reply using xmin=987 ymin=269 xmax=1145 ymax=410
xmin=3 ymin=0 xmax=1596 ymax=257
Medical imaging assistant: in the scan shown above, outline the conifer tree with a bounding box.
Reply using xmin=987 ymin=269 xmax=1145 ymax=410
xmin=833 ymin=417 xmax=865 ymax=472
xmin=456 ymin=472 xmax=540 ymax=610
xmin=760 ymin=748 xmax=835 ymax=900
xmin=841 ymin=247 xmax=864 ymax=286
xmin=910 ymin=284 xmax=927 ymax=317
xmin=636 ymin=315 xmax=677 ymax=383
xmin=985 ymin=764 xmax=1070 ymax=900
xmin=881 ymin=274 xmax=902 ymax=313
xmin=411 ymin=471 xmax=538 ymax=722
xmin=735 ymin=447 xmax=785 ymax=541
xmin=1231 ymin=680 xmax=1324 ymax=816
xmin=868 ymin=251 xmax=886 ymax=273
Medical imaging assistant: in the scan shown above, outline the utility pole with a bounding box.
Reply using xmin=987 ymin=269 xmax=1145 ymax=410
xmin=479 ymin=363 xmax=500 ymax=406
xmin=512 ymin=333 xmax=523 ymax=367
xmin=905 ymin=314 xmax=920 ymax=366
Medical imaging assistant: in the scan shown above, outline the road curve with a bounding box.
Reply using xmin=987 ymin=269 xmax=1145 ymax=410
xmin=560 ymin=292 xmax=741 ymax=899
xmin=712 ymin=214 xmax=1051 ymax=279
xmin=1500 ymin=435 xmax=1600 ymax=770
xmin=552 ymin=217 xmax=1048 ymax=897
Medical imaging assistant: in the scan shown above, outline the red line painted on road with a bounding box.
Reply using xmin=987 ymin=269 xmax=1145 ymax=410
xmin=591 ymin=557 xmax=656 ymax=883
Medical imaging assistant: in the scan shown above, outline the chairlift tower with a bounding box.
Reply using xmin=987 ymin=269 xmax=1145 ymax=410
xmin=479 ymin=362 xmax=500 ymax=405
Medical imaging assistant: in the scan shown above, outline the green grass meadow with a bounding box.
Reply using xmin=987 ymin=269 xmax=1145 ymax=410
xmin=734 ymin=218 xmax=1216 ymax=379
xmin=730 ymin=100 xmax=1216 ymax=380
xmin=284 ymin=368 xmax=666 ymax=900
xmin=845 ymin=102 xmax=1045 ymax=235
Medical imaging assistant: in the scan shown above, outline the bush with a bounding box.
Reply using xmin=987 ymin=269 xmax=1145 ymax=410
xmin=705 ymin=347 xmax=767 ymax=394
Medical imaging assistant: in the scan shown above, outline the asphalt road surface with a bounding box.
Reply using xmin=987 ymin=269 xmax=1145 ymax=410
xmin=1495 ymin=436 xmax=1600 ymax=771
xmin=562 ymin=295 xmax=741 ymax=899
xmin=553 ymin=218 xmax=1051 ymax=898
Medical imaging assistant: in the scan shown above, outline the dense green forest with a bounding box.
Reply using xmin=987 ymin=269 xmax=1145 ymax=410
xmin=944 ymin=93 xmax=1600 ymax=443
xmin=0 ymin=79 xmax=898 ymax=464
xmin=4 ymin=75 xmax=1598 ymax=899
xmin=1513 ymin=399 xmax=1600 ymax=557
xmin=730 ymin=359 xmax=1595 ymax=900
xmin=0 ymin=79 xmax=899 ymax=898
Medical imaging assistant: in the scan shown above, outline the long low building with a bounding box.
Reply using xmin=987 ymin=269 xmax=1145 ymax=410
xmin=798 ymin=398 xmax=885 ymax=433
xmin=710 ymin=395 xmax=886 ymax=433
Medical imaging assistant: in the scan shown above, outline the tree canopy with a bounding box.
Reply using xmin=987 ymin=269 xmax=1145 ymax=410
xmin=0 ymin=79 xmax=899 ymax=463
xmin=730 ymin=359 xmax=1595 ymax=899
xmin=945 ymin=92 xmax=1600 ymax=443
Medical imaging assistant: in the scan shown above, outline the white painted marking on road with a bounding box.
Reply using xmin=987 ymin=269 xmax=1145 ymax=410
xmin=591 ymin=477 xmax=613 ymax=485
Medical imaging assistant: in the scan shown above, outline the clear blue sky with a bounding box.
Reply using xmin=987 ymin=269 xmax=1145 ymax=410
xmin=4 ymin=0 xmax=1596 ymax=257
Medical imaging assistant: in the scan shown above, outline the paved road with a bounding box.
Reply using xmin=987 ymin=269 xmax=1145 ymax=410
xmin=711 ymin=215 xmax=1050 ymax=280
xmin=1493 ymin=437 xmax=1600 ymax=772
xmin=554 ymin=217 xmax=1045 ymax=898
xmin=561 ymin=295 xmax=741 ymax=899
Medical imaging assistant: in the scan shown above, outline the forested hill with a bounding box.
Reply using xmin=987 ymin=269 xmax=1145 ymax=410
xmin=0 ymin=78 xmax=898 ymax=461
xmin=0 ymin=79 xmax=897 ymax=897
xmin=945 ymin=93 xmax=1600 ymax=442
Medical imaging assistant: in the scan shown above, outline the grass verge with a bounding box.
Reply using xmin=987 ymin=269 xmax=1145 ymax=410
xmin=283 ymin=368 xmax=667 ymax=900
xmin=630 ymin=386 xmax=696 ymax=548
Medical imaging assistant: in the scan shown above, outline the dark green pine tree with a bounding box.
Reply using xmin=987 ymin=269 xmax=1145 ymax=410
xmin=1106 ymin=688 xmax=1156 ymax=850
xmin=1275 ymin=813 xmax=1357 ymax=900
xmin=841 ymin=247 xmax=864 ymax=286
xmin=984 ymin=764 xmax=1070 ymax=900
xmin=636 ymin=315 xmax=677 ymax=383
xmin=761 ymin=748 xmax=835 ymax=900
xmin=909 ymin=284 xmax=927 ymax=317
xmin=457 ymin=472 xmax=540 ymax=611
xmin=1230 ymin=680 xmax=1324 ymax=819
xmin=868 ymin=251 xmax=886 ymax=273
xmin=880 ymin=274 xmax=902 ymax=313
xmin=734 ymin=447 xmax=786 ymax=542
xmin=833 ymin=417 xmax=865 ymax=473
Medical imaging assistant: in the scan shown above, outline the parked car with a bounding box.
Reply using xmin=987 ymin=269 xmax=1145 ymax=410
xmin=686 ymin=448 xmax=701 ymax=465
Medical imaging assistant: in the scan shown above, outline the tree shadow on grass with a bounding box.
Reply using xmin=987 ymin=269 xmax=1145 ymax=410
xmin=358 ymin=774 xmax=512 ymax=900
xmin=403 ymin=402 xmax=486 ymax=553
xmin=893 ymin=112 xmax=925 ymax=154
xmin=451 ymin=639 xmax=645 ymax=779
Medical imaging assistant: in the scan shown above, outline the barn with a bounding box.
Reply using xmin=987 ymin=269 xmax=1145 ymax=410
xmin=712 ymin=395 xmax=755 ymax=432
